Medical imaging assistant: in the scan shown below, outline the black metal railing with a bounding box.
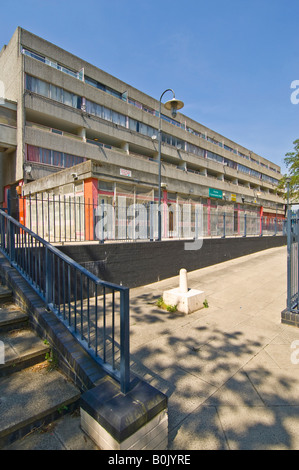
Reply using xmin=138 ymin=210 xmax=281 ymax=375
xmin=287 ymin=210 xmax=299 ymax=313
xmin=0 ymin=209 xmax=130 ymax=393
xmin=17 ymin=194 xmax=286 ymax=244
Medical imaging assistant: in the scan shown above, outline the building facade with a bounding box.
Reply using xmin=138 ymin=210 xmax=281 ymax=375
xmin=0 ymin=27 xmax=285 ymax=241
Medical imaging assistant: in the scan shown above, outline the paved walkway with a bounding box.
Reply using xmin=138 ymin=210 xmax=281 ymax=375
xmin=128 ymin=245 xmax=299 ymax=450
xmin=6 ymin=244 xmax=299 ymax=451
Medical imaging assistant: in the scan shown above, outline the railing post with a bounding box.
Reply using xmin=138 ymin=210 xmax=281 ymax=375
xmin=45 ymin=246 xmax=53 ymax=307
xmin=101 ymin=199 xmax=105 ymax=244
xmin=287 ymin=209 xmax=292 ymax=311
xmin=243 ymin=214 xmax=247 ymax=237
xmin=120 ymin=287 xmax=130 ymax=394
xmin=195 ymin=205 xmax=199 ymax=240
xmin=9 ymin=218 xmax=15 ymax=264
xmin=222 ymin=212 xmax=226 ymax=238
xmin=260 ymin=215 xmax=263 ymax=237
xmin=0 ymin=212 xmax=3 ymax=250
xmin=149 ymin=201 xmax=154 ymax=241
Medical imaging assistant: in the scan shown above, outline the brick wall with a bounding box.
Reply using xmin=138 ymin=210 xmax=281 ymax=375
xmin=59 ymin=236 xmax=286 ymax=288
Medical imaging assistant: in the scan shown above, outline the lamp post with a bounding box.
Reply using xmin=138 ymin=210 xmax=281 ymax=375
xmin=157 ymin=89 xmax=184 ymax=241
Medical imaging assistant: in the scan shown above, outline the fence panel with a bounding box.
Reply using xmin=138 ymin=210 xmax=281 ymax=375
xmin=11 ymin=196 xmax=286 ymax=243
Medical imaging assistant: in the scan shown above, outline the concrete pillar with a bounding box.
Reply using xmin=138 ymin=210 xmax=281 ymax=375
xmin=78 ymin=127 xmax=86 ymax=142
xmin=121 ymin=142 xmax=129 ymax=154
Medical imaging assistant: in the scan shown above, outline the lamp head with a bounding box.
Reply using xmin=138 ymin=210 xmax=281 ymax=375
xmin=164 ymin=97 xmax=184 ymax=118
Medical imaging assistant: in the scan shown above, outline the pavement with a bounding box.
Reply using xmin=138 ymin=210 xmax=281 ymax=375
xmin=128 ymin=245 xmax=299 ymax=450
xmin=6 ymin=244 xmax=299 ymax=451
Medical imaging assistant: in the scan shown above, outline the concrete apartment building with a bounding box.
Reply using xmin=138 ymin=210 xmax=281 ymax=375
xmin=0 ymin=27 xmax=285 ymax=240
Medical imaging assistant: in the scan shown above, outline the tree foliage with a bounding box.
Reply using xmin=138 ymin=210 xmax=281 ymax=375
xmin=277 ymin=139 xmax=299 ymax=202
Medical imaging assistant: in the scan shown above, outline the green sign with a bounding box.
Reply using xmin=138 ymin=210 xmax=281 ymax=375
xmin=209 ymin=188 xmax=223 ymax=199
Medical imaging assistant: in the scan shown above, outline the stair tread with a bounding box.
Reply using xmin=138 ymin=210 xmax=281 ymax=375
xmin=3 ymin=412 xmax=98 ymax=450
xmin=0 ymin=329 xmax=49 ymax=368
xmin=0 ymin=365 xmax=81 ymax=437
xmin=0 ymin=304 xmax=28 ymax=327
xmin=0 ymin=286 xmax=12 ymax=300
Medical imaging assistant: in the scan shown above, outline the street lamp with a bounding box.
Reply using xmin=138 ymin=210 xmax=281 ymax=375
xmin=157 ymin=89 xmax=184 ymax=240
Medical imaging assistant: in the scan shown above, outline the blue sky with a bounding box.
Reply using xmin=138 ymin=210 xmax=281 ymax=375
xmin=1 ymin=0 xmax=299 ymax=174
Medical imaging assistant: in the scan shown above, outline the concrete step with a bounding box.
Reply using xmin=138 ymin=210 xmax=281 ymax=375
xmin=0 ymin=363 xmax=81 ymax=448
xmin=0 ymin=286 xmax=13 ymax=303
xmin=0 ymin=303 xmax=29 ymax=332
xmin=2 ymin=410 xmax=99 ymax=450
xmin=0 ymin=282 xmax=99 ymax=450
xmin=0 ymin=328 xmax=50 ymax=377
xmin=0 ymin=287 xmax=84 ymax=449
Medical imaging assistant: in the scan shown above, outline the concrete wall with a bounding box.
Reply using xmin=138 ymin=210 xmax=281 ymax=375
xmin=59 ymin=236 xmax=287 ymax=289
xmin=0 ymin=28 xmax=24 ymax=182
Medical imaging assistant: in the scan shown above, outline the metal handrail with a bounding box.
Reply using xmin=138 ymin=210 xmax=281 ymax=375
xmin=0 ymin=209 xmax=130 ymax=393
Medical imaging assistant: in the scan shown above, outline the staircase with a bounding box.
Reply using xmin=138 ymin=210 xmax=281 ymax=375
xmin=0 ymin=284 xmax=98 ymax=450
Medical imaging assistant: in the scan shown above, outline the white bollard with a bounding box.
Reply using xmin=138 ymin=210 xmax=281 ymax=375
xmin=179 ymin=268 xmax=188 ymax=293
xmin=163 ymin=267 xmax=205 ymax=314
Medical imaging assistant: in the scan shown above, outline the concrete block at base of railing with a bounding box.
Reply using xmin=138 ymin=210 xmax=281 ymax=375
xmin=281 ymin=308 xmax=299 ymax=328
xmin=80 ymin=375 xmax=168 ymax=450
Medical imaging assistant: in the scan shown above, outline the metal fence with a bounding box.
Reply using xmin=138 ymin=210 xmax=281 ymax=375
xmin=287 ymin=210 xmax=299 ymax=313
xmin=18 ymin=195 xmax=286 ymax=244
xmin=0 ymin=209 xmax=130 ymax=393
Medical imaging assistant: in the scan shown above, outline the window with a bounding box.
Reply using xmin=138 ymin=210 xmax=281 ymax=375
xmin=186 ymin=143 xmax=204 ymax=157
xmin=224 ymin=144 xmax=235 ymax=153
xmin=26 ymin=145 xmax=85 ymax=169
xmin=161 ymin=114 xmax=181 ymax=128
xmin=22 ymin=48 xmax=45 ymax=63
xmin=129 ymin=118 xmax=139 ymax=132
xmin=224 ymin=158 xmax=237 ymax=170
xmin=207 ymin=151 xmax=223 ymax=163
xmin=85 ymin=99 xmax=126 ymax=127
xmin=26 ymin=75 xmax=82 ymax=109
xmin=238 ymin=164 xmax=251 ymax=175
xmin=85 ymin=76 xmax=122 ymax=99
xmin=139 ymin=122 xmax=156 ymax=138
xmin=239 ymin=151 xmax=250 ymax=160
xmin=250 ymin=169 xmax=261 ymax=179
xmin=161 ymin=132 xmax=184 ymax=149
xmin=22 ymin=47 xmax=83 ymax=81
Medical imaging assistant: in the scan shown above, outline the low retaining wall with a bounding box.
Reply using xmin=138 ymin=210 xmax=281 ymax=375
xmin=59 ymin=235 xmax=287 ymax=288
